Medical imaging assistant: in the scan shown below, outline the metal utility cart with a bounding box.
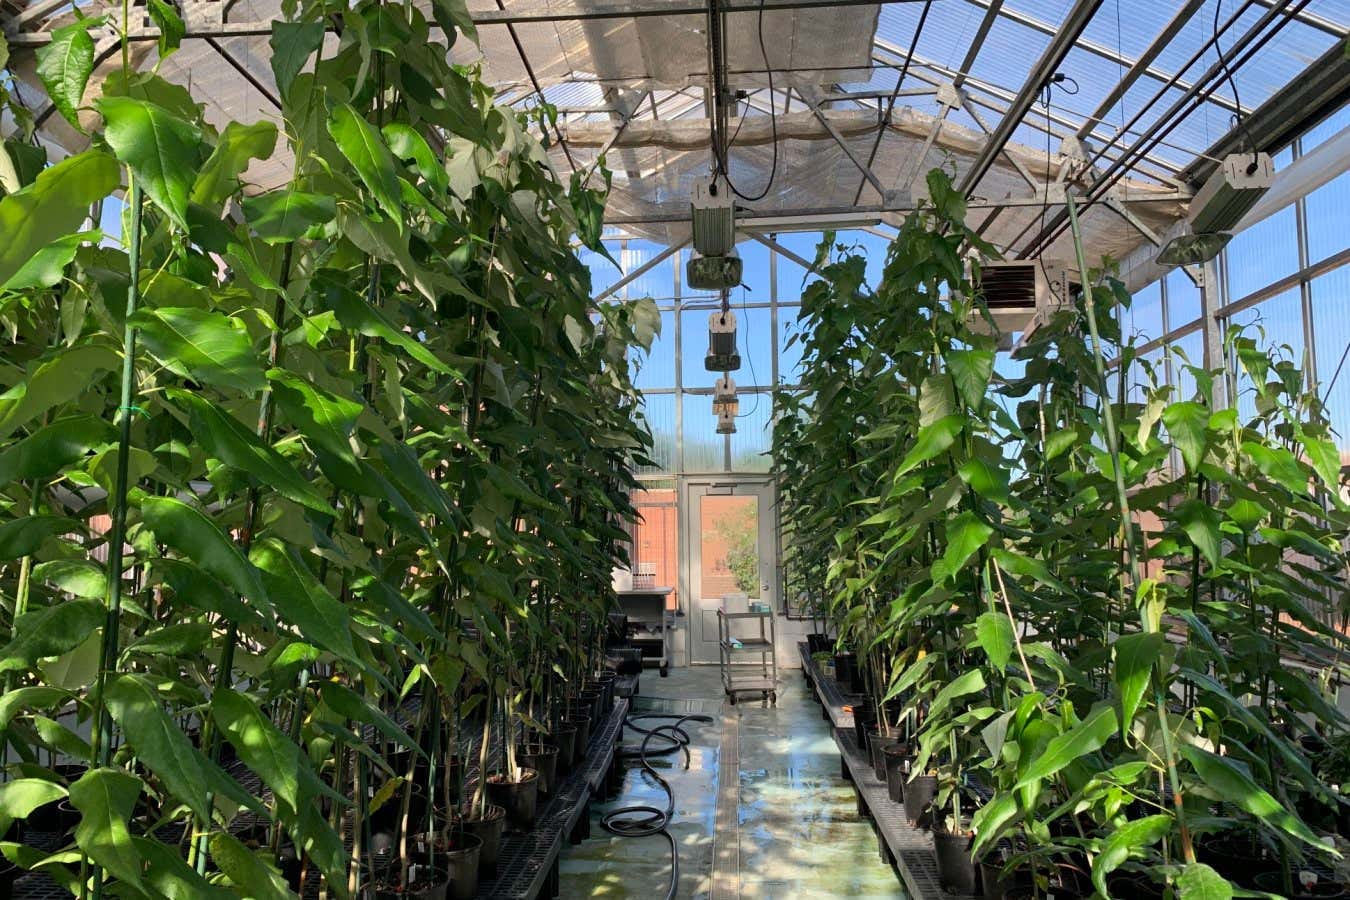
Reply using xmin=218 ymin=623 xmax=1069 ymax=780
xmin=616 ymin=587 xmax=672 ymax=677
xmin=717 ymin=607 xmax=777 ymax=705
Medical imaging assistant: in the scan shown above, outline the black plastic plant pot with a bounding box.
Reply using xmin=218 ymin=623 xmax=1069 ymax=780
xmin=552 ymin=725 xmax=578 ymax=774
xmin=1254 ymin=869 xmax=1350 ymax=899
xmin=484 ymin=769 xmax=540 ymax=831
xmin=903 ymin=774 xmax=937 ymax=828
xmin=579 ymin=688 xmax=604 ymax=722
xmin=866 ymin=728 xmax=891 ymax=782
xmin=1107 ymin=871 xmax=1166 ymax=899
xmin=1196 ymin=831 xmax=1277 ymax=889
xmin=881 ymin=744 xmax=911 ymax=804
xmin=440 ymin=832 xmax=482 ymax=900
xmin=852 ymin=707 xmax=875 ymax=751
xmin=459 ymin=805 xmax=505 ymax=875
xmin=833 ymin=652 xmax=857 ymax=689
xmin=368 ymin=864 xmax=450 ymax=900
xmin=565 ymin=715 xmax=592 ymax=763
xmin=807 ymin=633 xmax=831 ymax=654
xmin=516 ymin=743 xmax=560 ymax=795
xmin=933 ymin=826 xmax=979 ymax=895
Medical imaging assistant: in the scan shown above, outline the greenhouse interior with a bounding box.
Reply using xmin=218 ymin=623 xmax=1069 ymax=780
xmin=0 ymin=0 xmax=1347 ymax=897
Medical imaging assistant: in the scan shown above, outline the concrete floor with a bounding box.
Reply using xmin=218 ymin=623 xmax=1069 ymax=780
xmin=559 ymin=667 xmax=906 ymax=899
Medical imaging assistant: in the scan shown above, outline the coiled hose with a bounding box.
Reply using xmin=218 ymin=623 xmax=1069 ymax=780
xmin=600 ymin=712 xmax=716 ymax=900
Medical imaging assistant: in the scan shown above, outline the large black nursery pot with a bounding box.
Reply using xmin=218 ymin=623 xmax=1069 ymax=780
xmin=413 ymin=831 xmax=482 ymax=900
xmin=978 ymin=845 xmax=1028 ymax=900
xmin=932 ymin=822 xmax=979 ymax=896
xmin=806 ymin=632 xmax=831 ymax=654
xmin=485 ymin=769 xmax=540 ymax=831
xmin=1196 ymin=831 xmax=1277 ymax=889
xmin=367 ymin=863 xmax=449 ymax=900
xmin=593 ymin=671 xmax=617 ymax=707
xmin=833 ymin=652 xmax=859 ymax=693
xmin=1254 ymin=869 xmax=1350 ymax=899
xmin=852 ymin=706 xmax=876 ymax=751
xmin=458 ymin=804 xmax=506 ymax=875
xmin=551 ymin=725 xmax=578 ymax=774
xmin=882 ymin=743 xmax=911 ymax=804
xmin=516 ymin=743 xmax=560 ymax=795
xmin=866 ymin=725 xmax=891 ymax=782
xmin=903 ymin=774 xmax=938 ymax=828
xmin=565 ymin=713 xmax=592 ymax=763
xmin=579 ymin=687 xmax=604 ymax=722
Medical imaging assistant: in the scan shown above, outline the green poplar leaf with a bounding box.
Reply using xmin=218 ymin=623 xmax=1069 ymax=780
xmin=149 ymin=557 xmax=265 ymax=625
xmin=894 ymin=414 xmax=963 ymax=478
xmin=140 ymin=496 xmax=269 ymax=609
xmin=1241 ymin=441 xmax=1306 ymax=494
xmin=319 ymin=683 xmax=417 ymax=752
xmin=212 ymin=689 xmax=303 ymax=811
xmin=121 ymin=622 xmax=211 ymax=658
xmin=1175 ymin=499 xmax=1222 ymax=565
xmin=931 ymin=511 xmax=992 ymax=583
xmin=1180 ymin=745 xmax=1329 ymax=851
xmin=927 ymin=668 xmax=985 ymax=720
xmin=1162 ymin=400 xmax=1209 ymax=473
xmin=1113 ymin=632 xmax=1163 ymax=736
xmin=68 ymin=768 xmax=143 ymax=891
xmin=918 ymin=374 xmax=954 ymax=427
xmin=946 ymin=348 xmax=994 ymax=410
xmin=0 ymin=601 xmax=102 ymax=673
xmin=135 ymin=837 xmax=236 ymax=900
xmin=267 ymin=370 xmax=361 ymax=462
xmin=146 ymin=0 xmax=185 ymax=56
xmin=250 ymin=539 xmax=357 ymax=662
xmin=0 ymin=515 xmax=80 ymax=560
xmin=192 ymin=120 xmax=279 ymax=204
xmin=2 ymin=230 xmax=98 ymax=291
xmin=328 ymin=103 xmax=403 ymax=223
xmin=130 ymin=307 xmax=266 ymax=393
xmin=175 ymin=392 xmax=336 ymax=514
xmin=1014 ymin=704 xmax=1116 ymax=790
xmin=268 ymin=20 xmax=325 ymax=99
xmin=97 ymin=96 xmax=202 ymax=229
xmin=32 ymin=559 xmax=105 ymax=599
xmin=34 ymin=19 xmax=98 ymax=128
xmin=241 ymin=190 xmax=336 ymax=244
xmin=0 ymin=778 xmax=66 ymax=826
xmin=383 ymin=123 xmax=449 ymax=195
xmin=0 ymin=151 xmax=119 ymax=289
xmin=327 ymin=285 xmax=456 ymax=375
xmin=211 ymin=831 xmax=292 ymax=899
xmin=105 ymin=674 xmax=210 ymax=821
xmin=1091 ymin=814 xmax=1172 ymax=897
xmin=1177 ymin=863 xmax=1233 ymax=900
xmin=431 ymin=0 xmax=477 ymax=43
xmin=0 ymin=686 xmax=73 ymax=729
xmin=957 ymin=456 xmax=1010 ymax=503
xmin=974 ymin=611 xmax=1013 ymax=671
xmin=0 ymin=415 xmax=115 ymax=486
xmin=1300 ymin=431 xmax=1342 ymax=493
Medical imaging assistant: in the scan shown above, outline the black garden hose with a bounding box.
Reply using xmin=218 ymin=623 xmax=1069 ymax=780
xmin=600 ymin=712 xmax=715 ymax=900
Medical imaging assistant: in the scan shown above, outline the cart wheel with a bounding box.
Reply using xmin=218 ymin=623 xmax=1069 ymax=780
xmin=728 ymin=694 xmax=737 ymax=706
xmin=770 ymin=692 xmax=778 ymax=707
xmin=659 ymin=664 xmax=668 ymax=678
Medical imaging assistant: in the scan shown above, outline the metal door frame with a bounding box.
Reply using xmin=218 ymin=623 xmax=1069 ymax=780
xmin=677 ymin=474 xmax=778 ymax=666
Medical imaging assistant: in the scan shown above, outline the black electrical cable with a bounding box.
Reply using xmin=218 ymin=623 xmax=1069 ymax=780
xmin=707 ymin=0 xmax=778 ymax=202
xmin=600 ymin=712 xmax=716 ymax=900
xmin=1212 ymin=0 xmax=1259 ymax=173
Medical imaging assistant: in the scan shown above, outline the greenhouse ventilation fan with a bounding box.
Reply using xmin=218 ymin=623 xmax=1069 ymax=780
xmin=688 ymin=175 xmax=743 ymax=291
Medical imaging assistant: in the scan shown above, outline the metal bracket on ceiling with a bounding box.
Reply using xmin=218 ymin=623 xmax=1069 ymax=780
xmin=935 ymin=81 xmax=966 ymax=112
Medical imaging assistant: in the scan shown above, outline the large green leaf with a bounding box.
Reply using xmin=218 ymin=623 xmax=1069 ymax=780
xmin=97 ymin=96 xmax=202 ymax=229
xmin=175 ymin=392 xmax=336 ymax=514
xmin=149 ymin=557 xmax=265 ymax=626
xmin=268 ymin=21 xmax=325 ymax=100
xmin=1014 ymin=704 xmax=1116 ymax=790
xmin=931 ymin=511 xmax=992 ymax=583
xmin=1162 ymin=400 xmax=1209 ymax=473
xmin=327 ymin=285 xmax=457 ymax=375
xmin=0 ymin=515 xmax=79 ymax=560
xmin=1175 ymin=499 xmax=1222 ymax=565
xmin=0 ymin=151 xmax=120 ymax=289
xmin=135 ymin=837 xmax=236 ymax=900
xmin=927 ymin=668 xmax=985 ymax=720
xmin=34 ymin=18 xmax=98 ymax=127
xmin=894 ymin=414 xmax=963 ymax=478
xmin=69 ymin=768 xmax=143 ymax=891
xmin=146 ymin=0 xmax=184 ymax=56
xmin=2 ymin=230 xmax=99 ymax=291
xmin=1177 ymin=863 xmax=1233 ymax=900
xmin=974 ymin=611 xmax=1013 ymax=671
xmin=946 ymin=348 xmax=994 ymax=410
xmin=241 ymin=190 xmax=336 ymax=244
xmin=130 ymin=307 xmax=266 ymax=393
xmin=0 ymin=415 xmax=115 ymax=486
xmin=210 ymin=831 xmax=292 ymax=900
xmin=1090 ymin=814 xmax=1172 ymax=897
xmin=250 ymin=539 xmax=357 ymax=662
xmin=267 ymin=370 xmax=361 ymax=462
xmin=140 ymin=497 xmax=269 ymax=609
xmin=0 ymin=778 xmax=67 ymax=825
xmin=431 ymin=0 xmax=478 ymax=43
xmin=32 ymin=559 xmax=105 ymax=599
xmin=383 ymin=123 xmax=449 ymax=196
xmin=328 ymin=103 xmax=403 ymax=222
xmin=1180 ymin=745 xmax=1329 ymax=851
xmin=1113 ymin=632 xmax=1163 ymax=737
xmin=0 ymin=601 xmax=103 ymax=673
xmin=105 ymin=674 xmax=210 ymax=822
xmin=212 ymin=689 xmax=303 ymax=811
xmin=0 ymin=686 xmax=73 ymax=729
xmin=192 ymin=120 xmax=278 ymax=205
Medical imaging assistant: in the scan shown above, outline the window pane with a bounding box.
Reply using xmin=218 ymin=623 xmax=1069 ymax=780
xmin=623 ymin=239 xmax=677 ymax=301
xmin=1306 ymin=171 xmax=1350 ymax=268
xmin=682 ymin=393 xmax=723 ymax=472
xmin=1302 ymin=105 xmax=1349 ymax=153
xmin=728 ymin=391 xmax=773 ymax=472
xmin=633 ymin=309 xmax=677 ymax=391
xmin=581 ymin=241 xmax=623 ymax=298
xmin=1312 ymin=266 xmax=1350 ymax=455
xmin=637 ymin=393 xmax=677 ymax=475
xmin=774 ymin=232 xmax=829 ymax=302
xmin=778 ymin=304 xmax=805 ymax=385
xmin=736 ymin=239 xmax=771 ymax=300
xmin=1123 ymin=279 xmax=1163 ymax=343
xmin=1226 ymin=205 xmax=1299 ymax=301
xmin=732 ymin=304 xmax=772 ymax=388
xmin=1166 ymin=268 xmax=1201 ymax=330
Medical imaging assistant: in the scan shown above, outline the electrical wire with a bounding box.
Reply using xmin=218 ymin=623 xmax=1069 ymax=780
xmin=600 ymin=712 xmax=716 ymax=900
xmin=1212 ymin=0 xmax=1259 ymax=172
xmin=706 ymin=0 xmax=779 ymax=202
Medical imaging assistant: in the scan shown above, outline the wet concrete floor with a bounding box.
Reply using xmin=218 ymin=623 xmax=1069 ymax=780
xmin=559 ymin=667 xmax=906 ymax=898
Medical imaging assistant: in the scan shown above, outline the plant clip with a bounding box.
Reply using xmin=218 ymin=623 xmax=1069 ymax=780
xmin=118 ymin=405 xmax=148 ymax=418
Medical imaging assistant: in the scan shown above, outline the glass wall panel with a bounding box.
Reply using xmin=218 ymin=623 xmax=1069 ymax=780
xmin=682 ymin=393 xmax=723 ymax=473
xmin=1166 ymin=268 xmax=1201 ymax=329
xmin=1168 ymin=330 xmax=1205 ymax=401
xmin=1226 ymin=205 xmax=1300 ymax=301
xmin=1312 ymin=266 xmax=1350 ymax=455
xmin=778 ymin=305 xmax=805 ymax=385
xmin=1124 ymin=279 xmax=1164 ymax=343
xmin=623 ymin=239 xmax=678 ymax=301
xmin=633 ymin=309 xmax=677 ymax=392
xmin=637 ymin=393 xmax=677 ymax=475
xmin=1305 ymin=171 xmax=1350 ymax=267
xmin=728 ymin=392 xmax=773 ymax=472
xmin=1229 ymin=288 xmax=1305 ymax=423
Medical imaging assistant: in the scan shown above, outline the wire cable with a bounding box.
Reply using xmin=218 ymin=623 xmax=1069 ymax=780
xmin=1212 ymin=0 xmax=1259 ymax=172
xmin=710 ymin=0 xmax=779 ymax=202
xmin=600 ymin=712 xmax=716 ymax=900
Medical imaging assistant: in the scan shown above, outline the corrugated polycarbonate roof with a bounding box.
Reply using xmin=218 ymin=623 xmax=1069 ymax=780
xmin=2 ymin=0 xmax=1346 ymax=272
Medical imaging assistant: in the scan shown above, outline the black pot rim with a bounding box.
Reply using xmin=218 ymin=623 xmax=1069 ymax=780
xmin=517 ymin=743 xmax=560 ymax=756
xmin=486 ymin=768 xmax=538 ymax=786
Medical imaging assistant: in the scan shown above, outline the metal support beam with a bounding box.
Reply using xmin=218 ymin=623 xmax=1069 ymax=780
xmin=804 ymin=99 xmax=889 ymax=198
xmin=955 ymin=0 xmax=1104 ymax=197
xmin=593 ymin=239 xmax=688 ymax=302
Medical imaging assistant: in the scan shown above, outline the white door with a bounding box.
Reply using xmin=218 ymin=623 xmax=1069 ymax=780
xmin=679 ymin=477 xmax=777 ymax=665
